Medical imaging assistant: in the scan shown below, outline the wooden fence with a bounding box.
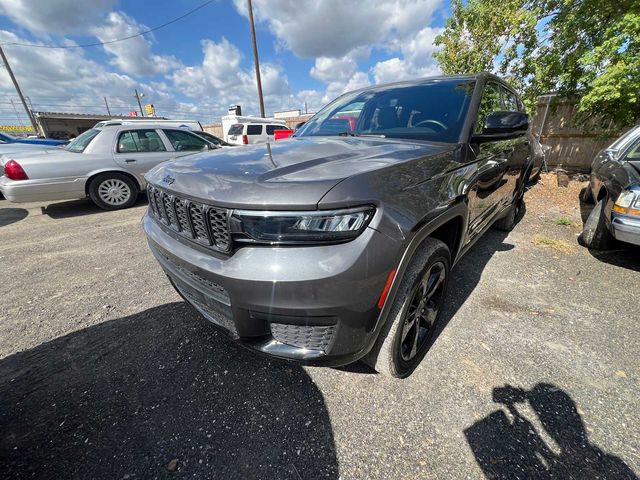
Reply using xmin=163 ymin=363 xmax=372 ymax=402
xmin=530 ymin=96 xmax=623 ymax=172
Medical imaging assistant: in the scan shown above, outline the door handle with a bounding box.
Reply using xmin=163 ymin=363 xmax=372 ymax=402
xmin=125 ymin=158 xmax=137 ymax=163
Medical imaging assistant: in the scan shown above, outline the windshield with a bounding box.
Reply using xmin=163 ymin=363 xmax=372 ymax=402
xmin=296 ymin=79 xmax=475 ymax=143
xmin=65 ymin=128 xmax=100 ymax=153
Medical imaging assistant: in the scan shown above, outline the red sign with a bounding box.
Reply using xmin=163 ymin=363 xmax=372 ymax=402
xmin=129 ymin=111 xmax=138 ymax=117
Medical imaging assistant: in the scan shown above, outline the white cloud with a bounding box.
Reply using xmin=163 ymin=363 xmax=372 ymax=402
xmin=92 ymin=12 xmax=181 ymax=76
xmin=234 ymin=0 xmax=442 ymax=58
xmin=0 ymin=0 xmax=116 ymax=36
xmin=171 ymin=38 xmax=297 ymax=116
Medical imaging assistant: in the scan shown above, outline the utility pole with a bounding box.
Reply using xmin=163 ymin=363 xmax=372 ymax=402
xmin=247 ymin=0 xmax=265 ymax=118
xmin=104 ymin=97 xmax=112 ymax=116
xmin=0 ymin=44 xmax=38 ymax=133
xmin=134 ymin=89 xmax=145 ymax=117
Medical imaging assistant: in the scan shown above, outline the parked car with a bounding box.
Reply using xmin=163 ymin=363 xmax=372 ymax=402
xmin=580 ymin=125 xmax=640 ymax=249
xmin=93 ymin=119 xmax=204 ymax=131
xmin=274 ymin=129 xmax=294 ymax=141
xmin=0 ymin=124 xmax=219 ymax=210
xmin=226 ymin=122 xmax=290 ymax=145
xmin=143 ymin=73 xmax=535 ymax=378
xmin=0 ymin=131 xmax=66 ymax=147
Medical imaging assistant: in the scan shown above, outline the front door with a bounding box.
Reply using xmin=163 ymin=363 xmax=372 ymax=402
xmin=468 ymin=82 xmax=514 ymax=233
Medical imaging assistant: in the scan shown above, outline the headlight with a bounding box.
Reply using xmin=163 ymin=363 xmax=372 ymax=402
xmin=232 ymin=206 xmax=375 ymax=244
xmin=613 ymin=188 xmax=640 ymax=216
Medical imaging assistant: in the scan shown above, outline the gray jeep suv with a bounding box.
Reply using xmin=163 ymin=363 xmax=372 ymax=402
xmin=143 ymin=73 xmax=537 ymax=377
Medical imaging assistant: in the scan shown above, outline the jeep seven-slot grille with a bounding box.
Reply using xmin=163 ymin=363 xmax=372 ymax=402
xmin=147 ymin=184 xmax=232 ymax=253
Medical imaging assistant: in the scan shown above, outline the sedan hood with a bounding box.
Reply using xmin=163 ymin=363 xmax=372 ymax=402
xmin=145 ymin=136 xmax=454 ymax=209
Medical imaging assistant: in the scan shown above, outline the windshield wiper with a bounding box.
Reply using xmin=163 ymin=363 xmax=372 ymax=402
xmin=336 ymin=131 xmax=386 ymax=138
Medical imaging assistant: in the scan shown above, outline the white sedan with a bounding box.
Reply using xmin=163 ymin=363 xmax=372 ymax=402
xmin=0 ymin=124 xmax=217 ymax=210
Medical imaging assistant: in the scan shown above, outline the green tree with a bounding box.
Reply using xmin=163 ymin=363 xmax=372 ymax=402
xmin=434 ymin=0 xmax=640 ymax=129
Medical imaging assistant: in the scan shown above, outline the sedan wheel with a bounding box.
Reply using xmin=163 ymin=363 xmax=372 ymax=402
xmin=88 ymin=172 xmax=138 ymax=210
xmin=97 ymin=178 xmax=131 ymax=207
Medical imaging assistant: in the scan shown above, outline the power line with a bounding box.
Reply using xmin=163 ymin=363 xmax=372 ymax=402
xmin=1 ymin=0 xmax=214 ymax=49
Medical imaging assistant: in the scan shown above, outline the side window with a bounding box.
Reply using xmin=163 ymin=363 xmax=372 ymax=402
xmin=246 ymin=124 xmax=262 ymax=135
xmin=163 ymin=129 xmax=208 ymax=151
xmin=266 ymin=125 xmax=286 ymax=135
xmin=623 ymin=140 xmax=640 ymax=160
xmin=502 ymin=86 xmax=519 ymax=112
xmin=475 ymin=82 xmax=503 ymax=133
xmin=117 ymin=129 xmax=166 ymax=153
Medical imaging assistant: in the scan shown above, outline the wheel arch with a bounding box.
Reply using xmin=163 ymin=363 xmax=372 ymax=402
xmin=358 ymin=202 xmax=468 ymax=362
xmin=85 ymin=169 xmax=143 ymax=195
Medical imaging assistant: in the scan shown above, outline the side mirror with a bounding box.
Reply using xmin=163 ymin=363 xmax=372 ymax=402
xmin=473 ymin=111 xmax=529 ymax=143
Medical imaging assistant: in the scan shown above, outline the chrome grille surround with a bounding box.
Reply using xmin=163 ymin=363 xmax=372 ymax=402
xmin=147 ymin=184 xmax=232 ymax=253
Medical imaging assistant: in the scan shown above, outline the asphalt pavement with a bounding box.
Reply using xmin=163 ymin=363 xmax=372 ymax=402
xmin=0 ymin=177 xmax=638 ymax=479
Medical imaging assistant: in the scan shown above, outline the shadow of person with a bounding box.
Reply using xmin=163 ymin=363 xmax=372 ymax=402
xmin=0 ymin=207 xmax=28 ymax=227
xmin=0 ymin=303 xmax=338 ymax=480
xmin=465 ymin=383 xmax=637 ymax=480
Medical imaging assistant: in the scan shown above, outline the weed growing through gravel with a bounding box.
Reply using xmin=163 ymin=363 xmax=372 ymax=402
xmin=554 ymin=217 xmax=572 ymax=226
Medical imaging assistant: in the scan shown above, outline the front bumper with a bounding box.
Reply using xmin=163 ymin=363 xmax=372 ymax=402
xmin=610 ymin=212 xmax=640 ymax=247
xmin=143 ymin=213 xmax=401 ymax=366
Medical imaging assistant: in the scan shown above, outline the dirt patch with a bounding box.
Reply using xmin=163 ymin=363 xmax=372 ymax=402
xmin=532 ymin=235 xmax=577 ymax=254
xmin=527 ymin=173 xmax=587 ymax=224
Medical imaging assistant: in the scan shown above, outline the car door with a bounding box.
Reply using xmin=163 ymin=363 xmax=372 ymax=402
xmin=500 ymin=85 xmax=531 ymax=201
xmin=161 ymin=129 xmax=211 ymax=154
xmin=246 ymin=124 xmax=263 ymax=144
xmin=467 ymin=82 xmax=516 ymax=233
xmin=113 ymin=128 xmax=172 ymax=176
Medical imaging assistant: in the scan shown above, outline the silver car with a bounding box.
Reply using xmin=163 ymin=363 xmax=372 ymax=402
xmin=0 ymin=124 xmax=217 ymax=210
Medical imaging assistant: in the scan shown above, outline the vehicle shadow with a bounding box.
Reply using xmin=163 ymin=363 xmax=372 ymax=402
xmin=42 ymin=195 xmax=148 ymax=219
xmin=465 ymin=383 xmax=638 ymax=479
xmin=0 ymin=207 xmax=28 ymax=227
xmin=577 ymin=189 xmax=640 ymax=272
xmin=0 ymin=302 xmax=338 ymax=480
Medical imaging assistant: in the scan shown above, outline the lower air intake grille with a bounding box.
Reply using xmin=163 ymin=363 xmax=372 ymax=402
xmin=270 ymin=323 xmax=336 ymax=352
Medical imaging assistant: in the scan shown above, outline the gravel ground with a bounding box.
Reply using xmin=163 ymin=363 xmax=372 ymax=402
xmin=1 ymin=175 xmax=638 ymax=479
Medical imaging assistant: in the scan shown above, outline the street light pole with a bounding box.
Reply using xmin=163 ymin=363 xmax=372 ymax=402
xmin=134 ymin=89 xmax=145 ymax=117
xmin=104 ymin=97 xmax=112 ymax=116
xmin=0 ymin=43 xmax=38 ymax=134
xmin=247 ymin=0 xmax=266 ymax=118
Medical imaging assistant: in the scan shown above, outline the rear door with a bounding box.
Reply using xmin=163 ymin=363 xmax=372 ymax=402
xmin=161 ymin=129 xmax=210 ymax=154
xmin=113 ymin=129 xmax=172 ymax=176
xmin=227 ymin=124 xmax=245 ymax=145
xmin=265 ymin=124 xmax=287 ymax=142
xmin=467 ymin=82 xmax=516 ymax=232
xmin=246 ymin=124 xmax=263 ymax=144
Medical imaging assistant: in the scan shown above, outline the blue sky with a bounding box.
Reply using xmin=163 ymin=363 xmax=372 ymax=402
xmin=0 ymin=0 xmax=451 ymax=124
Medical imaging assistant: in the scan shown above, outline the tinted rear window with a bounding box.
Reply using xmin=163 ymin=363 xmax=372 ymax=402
xmin=228 ymin=124 xmax=244 ymax=136
xmin=247 ymin=124 xmax=262 ymax=135
xmin=266 ymin=125 xmax=287 ymax=135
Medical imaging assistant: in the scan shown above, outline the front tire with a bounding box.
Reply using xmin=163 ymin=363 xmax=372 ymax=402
xmin=365 ymin=238 xmax=451 ymax=378
xmin=88 ymin=172 xmax=138 ymax=210
xmin=579 ymin=198 xmax=613 ymax=250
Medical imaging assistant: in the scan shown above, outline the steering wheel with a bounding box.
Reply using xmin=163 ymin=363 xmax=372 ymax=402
xmin=414 ymin=119 xmax=448 ymax=131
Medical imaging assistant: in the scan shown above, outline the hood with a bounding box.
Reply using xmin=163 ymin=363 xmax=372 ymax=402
xmin=145 ymin=136 xmax=454 ymax=209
